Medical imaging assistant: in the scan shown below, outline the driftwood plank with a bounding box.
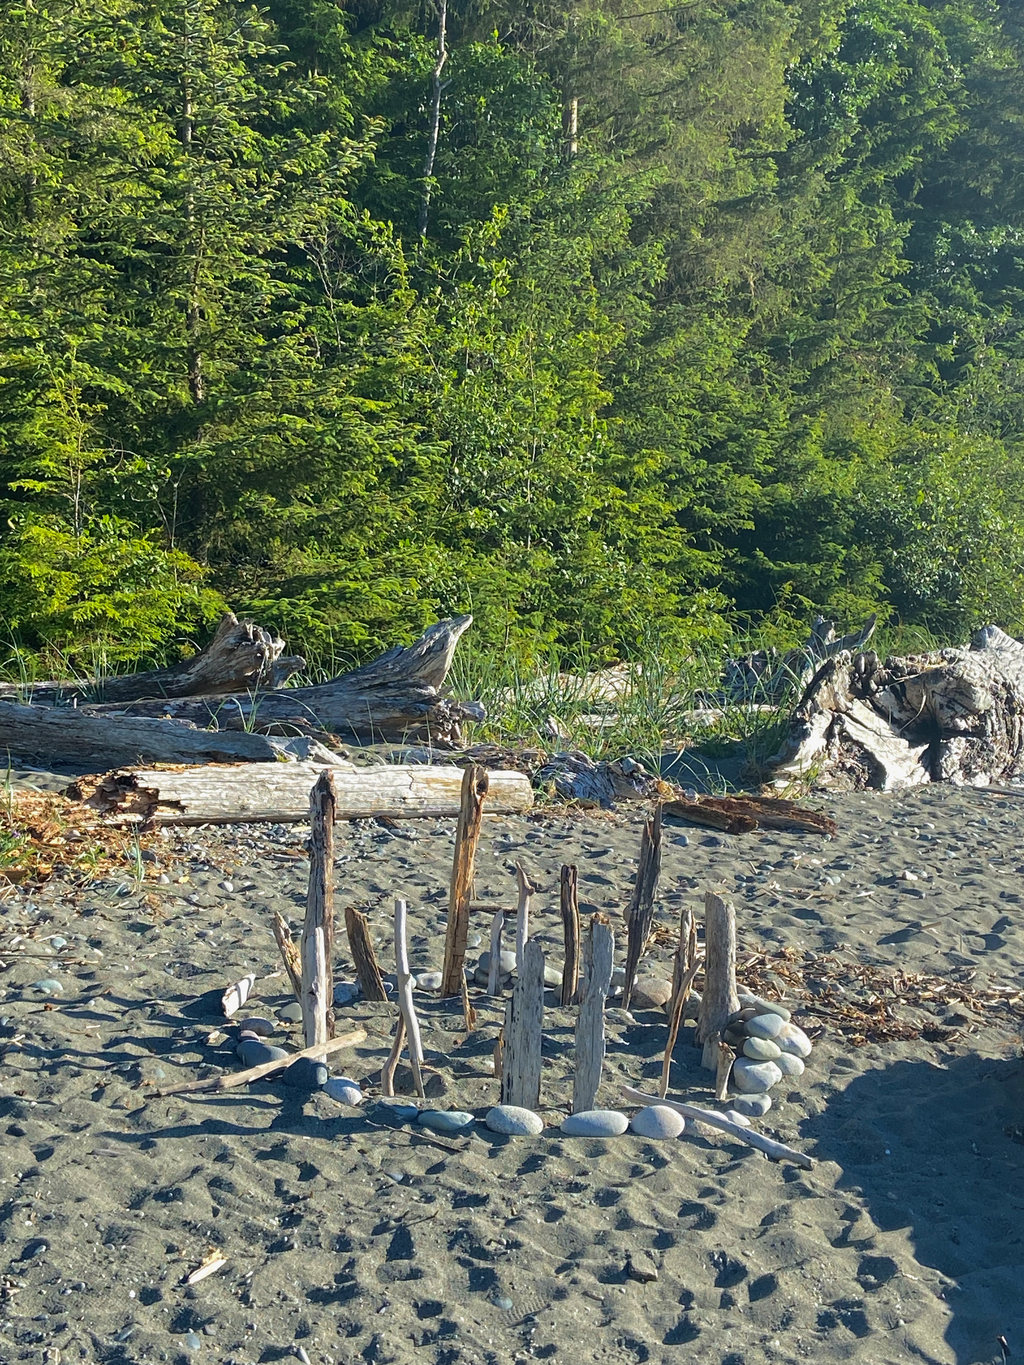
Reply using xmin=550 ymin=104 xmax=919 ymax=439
xmin=560 ymin=864 xmax=581 ymax=1007
xmin=501 ymin=938 xmax=545 ymax=1110
xmin=301 ymin=771 xmax=336 ymax=1050
xmin=441 ymin=766 xmax=489 ymax=997
xmin=344 ymin=906 xmax=387 ymax=1002
xmin=622 ymin=804 xmax=662 ymax=1007
xmin=572 ymin=917 xmax=614 ymax=1113
xmin=78 ymin=762 xmax=533 ymax=826
xmin=697 ymin=892 xmax=739 ymax=1071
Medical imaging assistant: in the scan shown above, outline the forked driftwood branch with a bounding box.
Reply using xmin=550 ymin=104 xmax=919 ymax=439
xmin=394 ymin=898 xmax=425 ymax=1097
xmin=660 ymin=904 xmax=700 ymax=1098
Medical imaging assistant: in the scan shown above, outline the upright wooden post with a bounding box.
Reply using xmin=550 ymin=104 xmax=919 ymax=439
xmin=560 ymin=864 xmax=580 ymax=1006
xmin=394 ymin=898 xmax=425 ymax=1097
xmin=572 ymin=916 xmax=614 ymax=1113
xmin=621 ymin=803 xmax=663 ymax=1008
xmin=697 ymin=891 xmax=739 ymax=1071
xmin=344 ymin=905 xmax=387 ymax=1001
xmin=486 ymin=907 xmax=504 ymax=996
xmin=514 ymin=861 xmax=535 ymax=973
xmin=301 ymin=769 xmax=336 ymax=1051
xmin=500 ymin=938 xmax=545 ymax=1110
xmin=660 ymin=904 xmax=700 ymax=1098
xmin=441 ymin=765 xmax=489 ymax=997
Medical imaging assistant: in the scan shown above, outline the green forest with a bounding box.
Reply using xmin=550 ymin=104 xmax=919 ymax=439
xmin=3 ymin=0 xmax=1024 ymax=671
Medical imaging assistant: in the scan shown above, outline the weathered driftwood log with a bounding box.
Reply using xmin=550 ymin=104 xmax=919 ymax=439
xmin=723 ymin=613 xmax=877 ymax=702
xmin=0 ymin=699 xmax=293 ymax=768
xmin=697 ymin=892 xmax=739 ymax=1071
xmin=572 ymin=916 xmax=614 ymax=1113
xmin=501 ymin=938 xmax=545 ymax=1110
xmin=533 ymin=752 xmax=667 ymax=808
xmin=394 ymin=899 xmax=425 ymax=1098
xmin=0 ymin=612 xmax=305 ymax=706
xmin=663 ymin=793 xmax=837 ymax=836
xmin=86 ymin=615 xmax=484 ymax=745
xmin=344 ymin=905 xmax=387 ymax=1002
xmin=622 ymin=804 xmax=663 ymax=1008
xmin=440 ymin=765 xmax=488 ymax=998
xmin=769 ymin=624 xmax=1024 ymax=789
xmin=76 ymin=761 xmax=533 ymax=825
xmin=301 ymin=771 xmax=336 ymax=1050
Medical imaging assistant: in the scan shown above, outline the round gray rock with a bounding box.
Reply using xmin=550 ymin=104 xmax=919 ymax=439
xmin=324 ymin=1077 xmax=363 ymax=1104
xmin=631 ymin=977 xmax=674 ymax=1010
xmin=543 ymin=965 xmax=563 ymax=989
xmin=333 ymin=981 xmax=361 ymax=1007
xmin=732 ymin=1092 xmax=773 ymax=1117
xmin=775 ymin=1051 xmax=805 ymax=1078
xmin=745 ymin=1012 xmax=787 ymax=1041
xmin=418 ymin=1109 xmax=475 ymax=1134
xmin=485 ymin=1105 xmax=544 ymax=1136
xmin=731 ymin=1058 xmax=783 ymax=1094
xmin=237 ymin=1016 xmax=274 ymax=1037
xmin=742 ymin=1036 xmax=782 ymax=1062
xmin=416 ymin=970 xmax=442 ymax=992
xmin=630 ymin=1105 xmax=684 ymax=1139
xmin=477 ymin=949 xmax=517 ymax=977
xmin=560 ymin=1109 xmax=629 ymax=1137
xmin=277 ymin=1002 xmax=303 ymax=1024
xmin=236 ymin=1040 xmax=289 ymax=1067
xmin=738 ymin=992 xmax=791 ymax=1022
xmin=777 ymin=1023 xmax=813 ymax=1058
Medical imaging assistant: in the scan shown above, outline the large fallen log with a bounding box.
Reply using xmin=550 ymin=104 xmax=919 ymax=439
xmin=768 ymin=624 xmax=1024 ymax=789
xmin=0 ymin=613 xmax=305 ymax=706
xmin=0 ymin=699 xmax=293 ymax=767
xmin=85 ymin=615 xmax=483 ymax=745
xmin=74 ymin=761 xmax=534 ymax=825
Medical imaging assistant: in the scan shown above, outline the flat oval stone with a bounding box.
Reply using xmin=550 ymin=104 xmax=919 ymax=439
xmin=237 ymin=1017 xmax=275 ymax=1037
xmin=280 ymin=1058 xmax=328 ymax=1090
xmin=236 ymin=1040 xmax=289 ymax=1067
xmin=324 ymin=1077 xmax=363 ymax=1104
xmin=631 ymin=977 xmax=674 ymax=1009
xmin=466 ymin=933 xmax=482 ymax=950
xmin=726 ymin=1005 xmax=760 ymax=1028
xmin=731 ymin=1058 xmax=783 ymax=1094
xmin=333 ymin=981 xmax=361 ymax=1007
xmin=543 ymin=965 xmax=563 ymax=989
xmin=30 ymin=979 xmax=63 ymax=995
xmin=732 ymin=1093 xmax=773 ymax=1117
xmin=277 ymin=1002 xmax=304 ymax=1024
xmin=738 ymin=993 xmax=791 ymax=1022
xmin=560 ymin=1109 xmax=629 ymax=1137
xmin=630 ymin=1105 xmax=684 ymax=1139
xmin=485 ymin=1105 xmax=543 ymax=1136
xmin=374 ymin=1101 xmax=420 ymax=1124
xmin=775 ymin=1051 xmax=805 ymax=1078
xmin=777 ymin=1023 xmax=813 ymax=1058
xmin=745 ymin=1012 xmax=787 ymax=1041
xmin=743 ymin=1037 xmax=782 ymax=1062
xmin=418 ymin=1109 xmax=475 ymax=1134
xmin=416 ymin=970 xmax=442 ymax=992
xmin=477 ymin=950 xmax=517 ymax=977
xmin=721 ymin=1108 xmax=753 ymax=1128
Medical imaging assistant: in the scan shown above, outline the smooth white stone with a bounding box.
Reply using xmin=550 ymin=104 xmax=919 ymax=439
xmin=560 ymin=1109 xmax=629 ymax=1137
xmin=745 ymin=1012 xmax=787 ymax=1040
xmin=731 ymin=1058 xmax=783 ymax=1094
xmin=324 ymin=1078 xmax=363 ymax=1105
xmin=732 ymin=1093 xmax=772 ymax=1117
xmin=721 ymin=1108 xmax=753 ymax=1127
xmin=416 ymin=970 xmax=442 ymax=991
xmin=630 ymin=1105 xmax=685 ymax=1139
xmin=485 ymin=1105 xmax=544 ymax=1136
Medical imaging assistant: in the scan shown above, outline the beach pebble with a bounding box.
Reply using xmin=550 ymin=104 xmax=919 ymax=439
xmin=742 ymin=1037 xmax=782 ymax=1062
xmin=236 ymin=1040 xmax=289 ymax=1067
xmin=738 ymin=993 xmax=791 ymax=1021
xmin=333 ymin=980 xmax=361 ymax=1007
xmin=281 ymin=1058 xmax=328 ymax=1090
xmin=731 ymin=1058 xmax=783 ymax=1094
xmin=543 ymin=965 xmax=563 ymax=989
xmin=418 ymin=1109 xmax=475 ymax=1134
xmin=630 ymin=1105 xmax=685 ymax=1140
xmin=30 ymin=978 xmax=63 ymax=995
xmin=777 ymin=1023 xmax=813 ymax=1058
xmin=745 ymin=1012 xmax=787 ymax=1041
xmin=721 ymin=1109 xmax=753 ymax=1127
xmin=416 ymin=971 xmax=442 ymax=992
xmin=237 ymin=1016 xmax=275 ymax=1037
xmin=731 ymin=1093 xmax=773 ymax=1117
xmin=775 ymin=1052 xmax=805 ymax=1078
xmin=560 ymin=1109 xmax=629 ymax=1137
xmin=631 ymin=977 xmax=674 ymax=1009
xmin=726 ymin=1006 xmax=760 ymax=1027
xmin=485 ymin=1105 xmax=544 ymax=1136
xmin=324 ymin=1077 xmax=363 ymax=1105
xmin=49 ymin=936 xmax=67 ymax=950
xmin=477 ymin=950 xmax=517 ymax=978
xmin=277 ymin=1002 xmax=304 ymax=1024
xmin=466 ymin=933 xmax=482 ymax=950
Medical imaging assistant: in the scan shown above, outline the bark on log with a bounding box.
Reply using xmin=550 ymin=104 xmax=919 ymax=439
xmin=0 ymin=612 xmax=305 ymax=706
xmin=86 ymin=615 xmax=484 ymax=745
xmin=696 ymin=892 xmax=739 ymax=1071
xmin=500 ymin=938 xmax=545 ymax=1110
xmin=768 ymin=624 xmax=1024 ymax=789
xmin=75 ymin=762 xmax=533 ymax=825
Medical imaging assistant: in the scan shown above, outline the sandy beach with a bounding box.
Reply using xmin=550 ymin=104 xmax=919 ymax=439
xmin=1 ymin=780 xmax=1022 ymax=1365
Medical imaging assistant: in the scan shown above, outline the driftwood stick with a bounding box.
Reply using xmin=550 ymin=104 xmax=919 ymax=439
xmin=302 ymin=770 xmax=336 ymax=1050
xmin=697 ymin=891 xmax=739 ymax=1071
xmin=622 ymin=804 xmax=663 ymax=1008
xmin=622 ymin=1086 xmax=813 ymax=1169
xmin=715 ymin=1038 xmax=734 ymax=1102
xmin=381 ymin=1011 xmax=407 ymax=1098
xmin=441 ymin=765 xmax=489 ymax=997
xmin=500 ymin=938 xmax=545 ymax=1109
xmin=156 ymin=1028 xmax=367 ymax=1098
xmin=572 ymin=916 xmax=614 ymax=1113
xmin=660 ymin=900 xmax=702 ymax=1098
xmin=515 ymin=862 xmax=535 ymax=973
xmin=344 ymin=905 xmax=388 ymax=1001
xmin=394 ymin=898 xmax=425 ymax=1097
xmin=486 ymin=907 xmax=504 ymax=996
xmin=461 ymin=972 xmax=477 ymax=1034
xmin=272 ymin=911 xmax=303 ymax=1003
xmin=560 ymin=864 xmax=580 ymax=1006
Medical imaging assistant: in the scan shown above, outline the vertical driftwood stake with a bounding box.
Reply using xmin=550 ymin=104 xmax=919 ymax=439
xmin=273 ymin=910 xmax=303 ymax=1003
xmin=697 ymin=891 xmax=739 ymax=1071
xmin=660 ymin=905 xmax=700 ymax=1098
xmin=394 ymin=898 xmax=425 ymax=1097
xmin=572 ymin=916 xmax=614 ymax=1113
xmin=501 ymin=938 xmax=545 ymax=1110
xmin=560 ymin=864 xmax=580 ymax=1006
xmin=381 ymin=1013 xmax=406 ymax=1098
xmin=441 ymin=765 xmax=489 ymax=997
xmin=302 ymin=769 xmax=336 ymax=1051
xmin=345 ymin=905 xmax=387 ymax=1001
xmin=715 ymin=1039 xmax=735 ymax=1102
xmin=486 ymin=907 xmax=504 ymax=996
xmin=622 ymin=804 xmax=663 ymax=1008
xmin=514 ymin=862 xmax=535 ymax=973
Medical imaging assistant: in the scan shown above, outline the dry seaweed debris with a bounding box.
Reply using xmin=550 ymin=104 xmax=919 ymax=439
xmin=737 ymin=946 xmax=1024 ymax=1046
xmin=0 ymin=788 xmax=157 ymax=887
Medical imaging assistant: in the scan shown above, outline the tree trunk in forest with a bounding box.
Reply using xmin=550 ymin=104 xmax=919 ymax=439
xmin=418 ymin=0 xmax=447 ymax=238
xmin=768 ymin=624 xmax=1024 ymax=789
